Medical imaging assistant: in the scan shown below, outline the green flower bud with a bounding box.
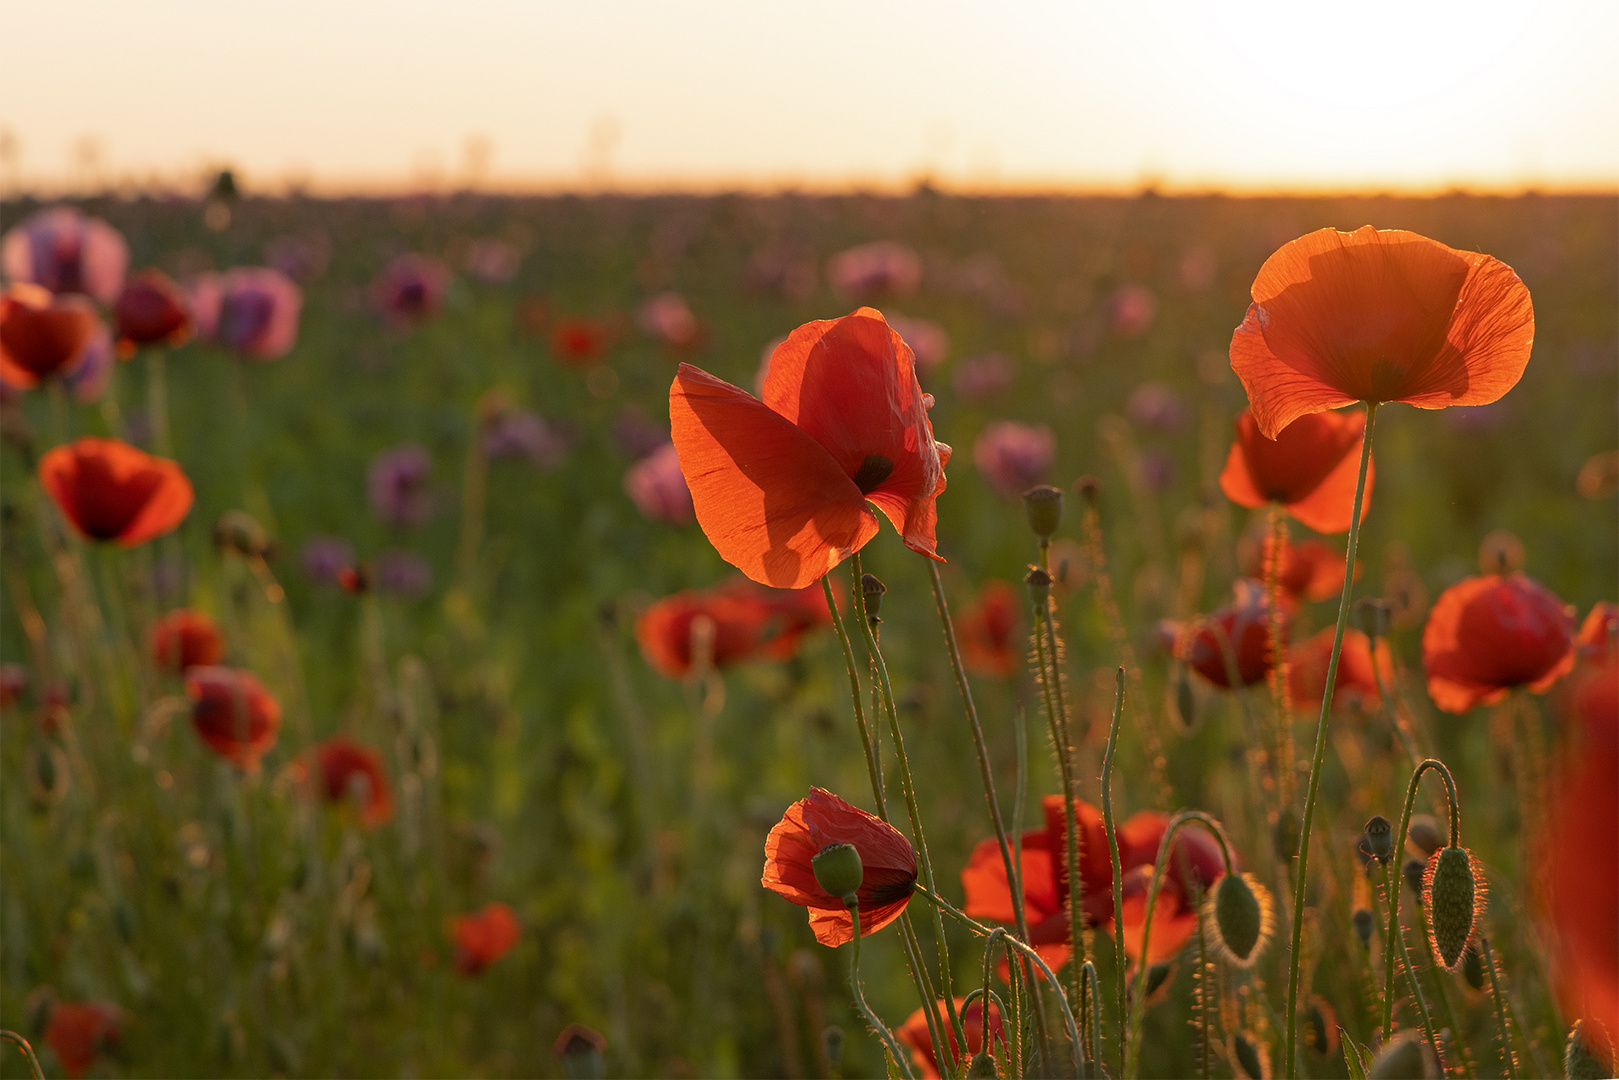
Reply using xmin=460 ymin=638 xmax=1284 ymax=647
xmin=1363 ymin=815 xmax=1394 ymax=864
xmin=1023 ymin=484 xmax=1064 ymax=540
xmin=1205 ymin=872 xmax=1274 ymax=967
xmin=1423 ymin=846 xmax=1484 ymax=972
xmin=1232 ymin=1032 xmax=1268 ymax=1079
xmin=860 ymin=574 xmax=886 ymax=619
xmin=1461 ymin=943 xmax=1486 ymax=991
xmin=966 ymin=1050 xmax=1002 ymax=1078
xmin=1565 ymin=1020 xmax=1615 ymax=1080
xmin=1368 ymin=1031 xmax=1439 ymax=1079
xmin=811 ymin=842 xmax=864 ymax=903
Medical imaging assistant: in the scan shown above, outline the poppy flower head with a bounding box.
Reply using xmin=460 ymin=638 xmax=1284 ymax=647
xmin=114 ymin=269 xmax=192 ymax=352
xmin=897 ymin=997 xmax=1006 ymax=1080
xmin=1174 ymin=581 xmax=1285 ymax=689
xmin=956 ymin=579 xmax=1021 ymax=677
xmin=1288 ymin=627 xmax=1392 ymax=712
xmin=670 ymin=308 xmax=950 ymax=590
xmin=452 ymin=901 xmax=521 ymax=975
xmin=637 ymin=291 xmax=701 ymax=349
xmin=827 ymin=241 xmax=922 ymax=303
xmin=1422 ymin=573 xmax=1576 ymax=713
xmin=1238 ymin=534 xmax=1352 ymax=602
xmin=635 ymin=578 xmax=829 ymax=679
xmin=483 ymin=407 xmax=568 ymax=468
xmin=623 ymin=443 xmax=694 ymax=524
xmin=43 ymin=1000 xmax=124 ymax=1079
xmin=149 ymin=609 xmax=226 ymax=673
xmin=761 ymin=787 xmax=916 ymax=946
xmin=0 ymin=283 xmax=101 ymax=388
xmin=1219 ymin=409 xmax=1375 ymax=534
xmin=192 ymin=267 xmax=303 ymax=360
xmin=550 ymin=316 xmax=611 ymax=366
xmin=304 ymin=736 xmax=394 ymax=828
xmin=1231 ymin=226 xmax=1534 ymax=438
xmin=2 ymin=206 xmax=129 ymax=304
xmin=371 ymin=253 xmax=451 ymax=326
xmin=186 ymin=666 xmax=281 ymax=769
xmin=973 ymin=420 xmax=1056 ymax=499
xmin=39 ymin=437 xmax=194 ymax=546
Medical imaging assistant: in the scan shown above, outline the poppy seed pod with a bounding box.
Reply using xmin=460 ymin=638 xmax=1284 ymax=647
xmin=1363 ymin=815 xmax=1395 ymax=864
xmin=1565 ymin=1020 xmax=1615 ymax=1080
xmin=1423 ymin=846 xmax=1484 ymax=971
xmin=1023 ymin=484 xmax=1064 ymax=540
xmin=1025 ymin=566 xmax=1051 ymax=608
xmin=1367 ymin=1030 xmax=1440 ymax=1079
xmin=811 ymin=842 xmax=864 ymax=903
xmin=965 ymin=1051 xmax=1000 ymax=1078
xmin=860 ymin=573 xmax=885 ymax=619
xmin=1204 ymin=871 xmax=1274 ymax=967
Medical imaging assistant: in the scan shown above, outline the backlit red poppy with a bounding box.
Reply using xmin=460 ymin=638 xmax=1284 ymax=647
xmin=897 ymin=997 xmax=1006 ymax=1079
xmin=0 ymin=283 xmax=101 ymax=388
xmin=149 ymin=609 xmax=226 ymax=673
xmin=186 ymin=666 xmax=281 ymax=769
xmin=956 ymin=579 xmax=1020 ymax=677
xmin=1172 ymin=581 xmax=1286 ymax=689
xmin=39 ymin=438 xmax=194 ymax=546
xmin=1422 ymin=574 xmax=1575 ymax=713
xmin=670 ymin=308 xmax=950 ymax=590
xmin=636 ymin=578 xmax=830 ymax=679
xmin=1239 ymin=535 xmax=1352 ymax=602
xmin=762 ymin=787 xmax=916 ymax=947
xmin=1230 ymin=227 xmax=1534 ymax=439
xmin=1219 ymin=409 xmax=1375 ymax=534
xmin=452 ymin=901 xmax=521 ymax=975
xmin=113 ymin=269 xmax=192 ymax=352
xmin=1288 ymin=627 xmax=1392 ymax=712
xmin=2 ymin=206 xmax=129 ymax=304
xmin=300 ymin=736 xmax=394 ymax=828
xmin=43 ymin=1000 xmax=123 ymax=1079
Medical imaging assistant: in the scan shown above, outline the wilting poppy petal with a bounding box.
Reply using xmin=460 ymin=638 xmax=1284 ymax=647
xmin=150 ymin=609 xmax=226 ymax=673
xmin=1423 ymin=574 xmax=1576 ymax=713
xmin=671 ymin=364 xmax=878 ymax=590
xmin=1219 ymin=409 xmax=1374 ymax=534
xmin=452 ymin=901 xmax=521 ymax=975
xmin=1231 ymin=227 xmax=1534 ymax=439
xmin=186 ymin=666 xmax=281 ymax=769
xmin=0 ymin=283 xmax=100 ymax=388
xmin=39 ymin=437 xmax=194 ymax=546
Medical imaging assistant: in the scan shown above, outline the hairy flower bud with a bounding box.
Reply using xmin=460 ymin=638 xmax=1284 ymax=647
xmin=1204 ymin=872 xmax=1274 ymax=967
xmin=1368 ymin=1031 xmax=1440 ymax=1079
xmin=1423 ymin=846 xmax=1484 ymax=971
xmin=1565 ymin=1020 xmax=1615 ymax=1080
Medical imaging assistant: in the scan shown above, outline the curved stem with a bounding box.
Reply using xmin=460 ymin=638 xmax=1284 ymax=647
xmin=1380 ymin=758 xmax=1462 ymax=1037
xmin=1283 ymin=400 xmax=1377 ymax=1077
xmin=0 ymin=1030 xmax=43 ymax=1080
xmin=822 ymin=576 xmax=886 ymax=820
xmin=1100 ymin=667 xmax=1129 ymax=1074
xmin=1481 ymin=936 xmax=1519 ymax=1080
xmin=1079 ymin=959 xmax=1101 ymax=1063
xmin=849 ymin=904 xmax=918 ymax=1080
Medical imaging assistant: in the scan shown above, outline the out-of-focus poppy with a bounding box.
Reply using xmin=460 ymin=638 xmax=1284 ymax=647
xmin=186 ymin=666 xmax=281 ymax=769
xmin=1288 ymin=627 xmax=1393 ymax=712
xmin=623 ymin=443 xmax=694 ymax=524
xmin=452 ymin=901 xmax=521 ymax=975
xmin=1422 ymin=573 xmax=1575 ymax=713
xmin=827 ymin=241 xmax=921 ymax=302
xmin=762 ymin=787 xmax=916 ymax=947
xmin=1238 ymin=535 xmax=1352 ymax=603
xmin=0 ymin=283 xmax=101 ymax=388
xmin=192 ymin=267 xmax=303 ymax=360
xmin=483 ymin=406 xmax=568 ymax=468
xmin=301 ymin=536 xmax=355 ymax=584
xmin=61 ymin=326 xmax=114 ymax=406
xmin=299 ymin=736 xmax=394 ymax=828
xmin=368 ymin=444 xmax=434 ymax=528
xmin=1230 ymin=226 xmax=1534 ymax=439
xmin=670 ymin=308 xmax=950 ymax=590
xmin=43 ymin=1000 xmax=124 ymax=1079
xmin=373 ymin=549 xmax=433 ymax=598
xmin=371 ymin=253 xmax=451 ymax=326
xmin=886 ymin=313 xmax=950 ymax=374
xmin=635 ymin=578 xmax=830 ymax=679
xmin=2 ymin=206 xmax=129 ymax=304
xmin=952 ymin=351 xmax=1015 ymax=404
xmin=39 ymin=437 xmax=193 ymax=546
xmin=956 ymin=579 xmax=1020 ymax=677
xmin=1577 ymin=602 xmax=1618 ymax=661
xmin=550 ymin=316 xmax=610 ymax=366
xmin=1219 ymin=409 xmax=1375 ymax=534
xmin=1127 ymin=381 xmax=1189 ymax=434
xmin=1114 ymin=810 xmax=1226 ymax=964
xmin=1171 ymin=581 xmax=1285 ymax=689
xmin=114 ymin=269 xmax=192 ymax=353
xmin=0 ymin=663 xmax=27 ymax=709
xmin=973 ymin=420 xmax=1054 ymax=499
xmin=636 ymin=292 xmax=700 ymax=349
xmin=897 ymin=997 xmax=1006 ymax=1079
xmin=1108 ymin=283 xmax=1157 ymax=338
xmin=1570 ymin=603 xmax=1618 ymax=749
xmin=149 ymin=609 xmax=226 ymax=673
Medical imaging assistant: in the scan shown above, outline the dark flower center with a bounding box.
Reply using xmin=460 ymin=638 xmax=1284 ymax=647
xmin=852 ymin=454 xmax=894 ymax=495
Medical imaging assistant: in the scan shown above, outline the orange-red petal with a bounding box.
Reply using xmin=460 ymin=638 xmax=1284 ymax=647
xmin=1423 ymin=574 xmax=1576 ymax=713
xmin=38 ymin=437 xmax=194 ymax=546
xmin=1219 ymin=409 xmax=1374 ymax=534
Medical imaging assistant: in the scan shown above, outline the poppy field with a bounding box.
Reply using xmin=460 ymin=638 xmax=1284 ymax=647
xmin=0 ymin=189 xmax=1614 ymax=1079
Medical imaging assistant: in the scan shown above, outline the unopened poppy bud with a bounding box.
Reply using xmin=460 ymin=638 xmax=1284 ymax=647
xmin=1144 ymin=961 xmax=1173 ymax=999
xmin=1478 ymin=528 xmax=1525 ymax=576
xmin=1205 ymin=872 xmax=1274 ymax=967
xmin=1406 ymin=815 xmax=1444 ymax=857
xmin=1423 ymin=846 xmax=1483 ymax=971
xmin=860 ymin=573 xmax=885 ymax=619
xmin=811 ymin=842 xmax=864 ymax=904
xmin=1355 ymin=597 xmax=1391 ymax=640
xmin=1362 ymin=815 xmax=1394 ymax=864
xmin=1352 ymin=907 xmax=1375 ymax=946
xmin=553 ymin=1024 xmax=606 ymax=1080
xmin=1272 ymin=809 xmax=1299 ymax=864
xmin=1073 ymin=474 xmax=1100 ymax=502
xmin=1171 ymin=667 xmax=1197 ymax=731
xmin=1367 ymin=1031 xmax=1439 ymax=1079
xmin=1565 ymin=1020 xmax=1615 ymax=1080
xmin=1025 ymin=566 xmax=1051 ymax=607
xmin=1231 ymin=1031 xmax=1267 ymax=1079
xmin=1023 ymin=484 xmax=1064 ymax=540
xmin=1461 ymin=943 xmax=1486 ymax=991
xmin=966 ymin=1050 xmax=1001 ymax=1078
xmin=1305 ymin=996 xmax=1340 ymax=1059
xmin=214 ymin=510 xmax=270 ymax=558
xmin=1403 ymin=858 xmax=1427 ymax=899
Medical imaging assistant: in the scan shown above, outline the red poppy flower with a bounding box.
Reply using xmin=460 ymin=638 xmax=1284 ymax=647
xmin=1239 ymin=534 xmax=1352 ymax=602
xmin=897 ymin=997 xmax=1007 ymax=1080
xmin=1114 ymin=811 xmax=1227 ymax=964
xmin=1577 ymin=602 xmax=1618 ymax=662
xmin=43 ymin=1000 xmax=123 ymax=1079
xmin=1288 ymin=627 xmax=1392 ymax=712
xmin=956 ymin=579 xmax=1021 ymax=677
xmin=762 ymin=787 xmax=917 ymax=947
xmin=0 ymin=283 xmax=101 ymax=388
xmin=149 ymin=609 xmax=226 ymax=673
xmin=1422 ymin=573 xmax=1576 ymax=714
xmin=635 ymin=578 xmax=830 ymax=679
xmin=39 ymin=437 xmax=194 ymax=546
xmin=186 ymin=666 xmax=281 ymax=769
xmin=114 ymin=269 xmax=192 ymax=352
xmin=452 ymin=901 xmax=521 ymax=975
xmin=1172 ymin=581 xmax=1286 ymax=689
xmin=550 ymin=316 xmax=610 ymax=366
xmin=1230 ymin=227 xmax=1534 ymax=439
xmin=670 ymin=308 xmax=951 ymax=590
xmin=300 ymin=736 xmax=394 ymax=828
xmin=1219 ymin=409 xmax=1375 ymax=534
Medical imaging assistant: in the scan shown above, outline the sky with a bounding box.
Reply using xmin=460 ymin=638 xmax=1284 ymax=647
xmin=2 ymin=0 xmax=1616 ymax=195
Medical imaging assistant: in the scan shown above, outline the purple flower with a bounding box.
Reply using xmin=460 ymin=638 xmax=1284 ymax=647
xmin=635 ymin=292 xmax=699 ymax=348
xmin=623 ymin=443 xmax=694 ymax=524
xmin=1 ymin=207 xmax=129 ymax=304
xmin=368 ymin=445 xmax=434 ymax=528
xmin=301 ymin=536 xmax=355 ymax=584
xmin=62 ymin=327 xmax=115 ymax=406
xmin=1137 ymin=449 xmax=1177 ymax=493
xmin=973 ymin=421 xmax=1056 ymax=498
xmin=1125 ymin=381 xmax=1188 ymax=434
xmin=264 ymin=232 xmax=332 ymax=283
xmin=827 ymin=241 xmax=921 ymax=302
xmin=372 ymin=253 xmax=451 ymax=326
xmin=484 ymin=408 xmax=567 ymax=468
xmin=374 ymin=549 xmax=433 ymax=597
xmin=885 ymin=314 xmax=950 ymax=375
xmin=192 ymin=268 xmax=303 ymax=360
xmin=1107 ymin=284 xmax=1156 ymax=339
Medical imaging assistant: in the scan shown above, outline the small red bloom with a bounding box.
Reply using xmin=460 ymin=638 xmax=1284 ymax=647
xmin=1240 ymin=535 xmax=1353 ymax=603
xmin=114 ymin=269 xmax=193 ymax=352
xmin=956 ymin=579 xmax=1021 ymax=677
xmin=1230 ymin=226 xmax=1534 ymax=439
xmin=897 ymin=997 xmax=1007 ymax=1079
xmin=43 ymin=1000 xmax=123 ymax=1079
xmin=550 ymin=316 xmax=611 ymax=366
xmin=186 ymin=666 xmax=281 ymax=769
xmin=1115 ymin=810 xmax=1226 ymax=964
xmin=670 ymin=308 xmax=950 ymax=590
xmin=39 ymin=437 xmax=194 ymax=546
xmin=1173 ymin=581 xmax=1286 ymax=689
xmin=635 ymin=578 xmax=830 ymax=679
xmin=452 ymin=901 xmax=521 ymax=975
xmin=1219 ymin=409 xmax=1375 ymax=534
xmin=1577 ymin=602 xmax=1618 ymax=662
xmin=149 ymin=609 xmax=226 ymax=673
xmin=301 ymin=736 xmax=394 ymax=828
xmin=1422 ymin=573 xmax=1576 ymax=713
xmin=762 ymin=787 xmax=917 ymax=947
xmin=1288 ymin=627 xmax=1393 ymax=712
xmin=0 ymin=283 xmax=101 ymax=388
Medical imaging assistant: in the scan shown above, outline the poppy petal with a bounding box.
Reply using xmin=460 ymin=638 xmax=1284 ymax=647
xmin=1394 ymin=252 xmax=1534 ymax=412
xmin=1284 ymin=435 xmax=1375 ymax=534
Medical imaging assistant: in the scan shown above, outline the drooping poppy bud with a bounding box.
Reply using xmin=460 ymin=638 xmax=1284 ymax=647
xmin=1204 ymin=871 xmax=1273 ymax=967
xmin=1423 ymin=846 xmax=1484 ymax=971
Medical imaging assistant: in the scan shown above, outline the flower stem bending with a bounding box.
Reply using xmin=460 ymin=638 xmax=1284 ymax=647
xmin=1379 ymin=758 xmax=1461 ymax=1038
xmin=1100 ymin=667 xmax=1129 ymax=1074
xmin=1480 ymin=936 xmax=1519 ymax=1080
xmin=848 ymin=903 xmax=917 ymax=1080
xmin=0 ymin=1030 xmax=43 ymax=1080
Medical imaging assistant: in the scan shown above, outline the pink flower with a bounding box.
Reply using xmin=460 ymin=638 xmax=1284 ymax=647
xmin=462 ymin=238 xmax=520 ymax=283
xmin=973 ymin=420 xmax=1055 ymax=498
xmin=952 ymin=352 xmax=1015 ymax=404
xmin=372 ymin=253 xmax=451 ymax=326
xmin=827 ymin=241 xmax=922 ymax=302
xmin=623 ymin=443 xmax=694 ymax=524
xmin=2 ymin=206 xmax=129 ymax=304
xmin=886 ymin=314 xmax=950 ymax=374
xmin=1108 ymin=284 xmax=1157 ymax=338
xmin=193 ymin=268 xmax=302 ymax=360
xmin=636 ymin=292 xmax=700 ymax=348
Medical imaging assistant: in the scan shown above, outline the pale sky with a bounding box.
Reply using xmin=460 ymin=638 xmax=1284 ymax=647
xmin=2 ymin=0 xmax=1616 ymax=194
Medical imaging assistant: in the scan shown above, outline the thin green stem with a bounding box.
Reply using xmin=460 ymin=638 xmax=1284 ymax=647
xmin=1384 ymin=863 xmax=1446 ymax=1075
xmin=0 ymin=1030 xmax=44 ymax=1080
xmin=1100 ymin=667 xmax=1129 ymax=1075
xmin=848 ymin=904 xmax=918 ymax=1080
xmin=900 ymin=913 xmax=954 ymax=1079
xmin=1031 ymin=585 xmax=1087 ymax=1013
xmin=822 ymin=576 xmax=886 ymax=821
xmin=1481 ymin=936 xmax=1519 ymax=1080
xmin=1263 ymin=505 xmax=1295 ymax=807
xmin=1283 ymin=400 xmax=1378 ymax=1077
xmin=1380 ymin=758 xmax=1462 ymax=1038
xmin=980 ymin=928 xmax=1020 ymax=1071
xmin=145 ymin=347 xmax=172 ymax=458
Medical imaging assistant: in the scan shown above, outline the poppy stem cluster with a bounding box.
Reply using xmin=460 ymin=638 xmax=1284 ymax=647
xmin=1379 ymin=758 xmax=1463 ymax=1042
xmin=845 ymin=902 xmax=918 ymax=1080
